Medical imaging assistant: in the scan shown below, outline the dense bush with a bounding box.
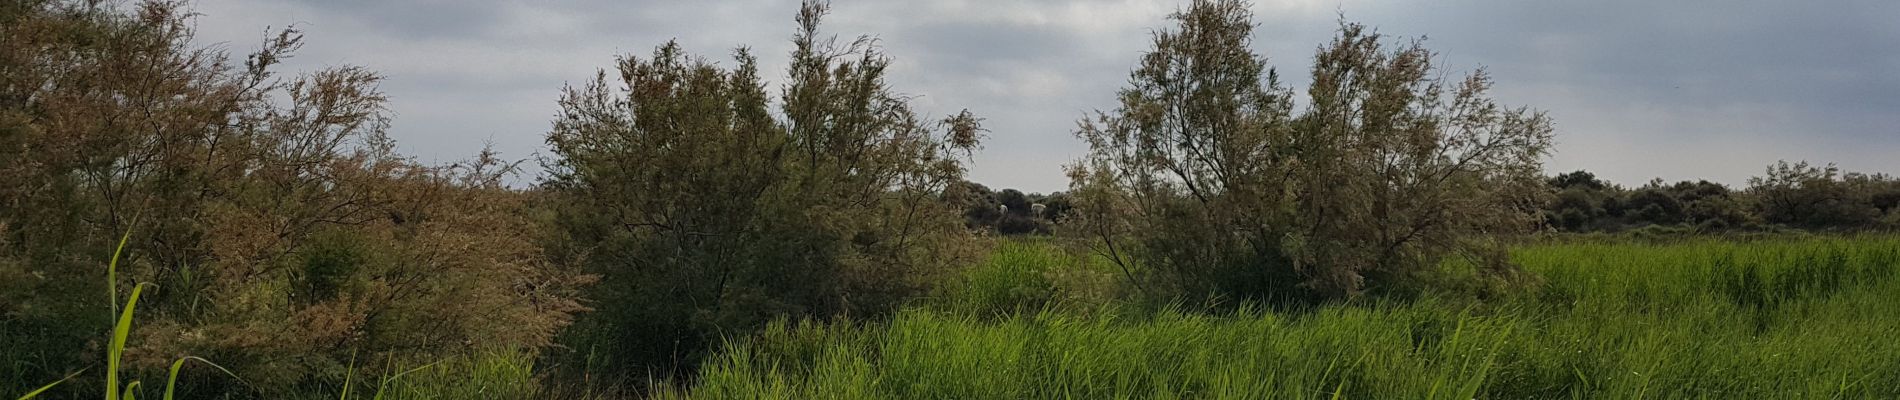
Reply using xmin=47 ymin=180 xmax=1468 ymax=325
xmin=540 ymin=1 xmax=984 ymax=381
xmin=1068 ymin=0 xmax=1553 ymax=303
xmin=0 ymin=1 xmax=584 ymax=397
xmin=1750 ymin=161 xmax=1898 ymax=229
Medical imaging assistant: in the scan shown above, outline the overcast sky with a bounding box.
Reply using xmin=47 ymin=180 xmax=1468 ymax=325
xmin=188 ymin=0 xmax=1900 ymax=193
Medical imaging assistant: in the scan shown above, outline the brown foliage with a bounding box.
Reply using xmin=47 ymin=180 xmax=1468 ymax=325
xmin=0 ymin=1 xmax=583 ymax=393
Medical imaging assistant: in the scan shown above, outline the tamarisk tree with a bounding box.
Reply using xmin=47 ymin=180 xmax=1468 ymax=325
xmin=1070 ymin=0 xmax=1553 ymax=303
xmin=541 ymin=1 xmax=984 ymax=376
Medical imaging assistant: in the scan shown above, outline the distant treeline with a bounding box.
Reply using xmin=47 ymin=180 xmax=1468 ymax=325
xmin=960 ymin=162 xmax=1900 ymax=236
xmin=1544 ymin=163 xmax=1900 ymax=233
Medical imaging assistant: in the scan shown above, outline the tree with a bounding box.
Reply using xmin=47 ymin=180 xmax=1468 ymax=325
xmin=1750 ymin=161 xmax=1883 ymax=229
xmin=541 ymin=0 xmax=983 ymax=379
xmin=0 ymin=1 xmax=583 ymax=395
xmin=1069 ymin=0 xmax=1553 ymax=303
xmin=1626 ymin=180 xmax=1688 ymax=225
xmin=1667 ymin=180 xmax=1752 ymax=230
xmin=1548 ymin=188 xmax=1608 ymax=231
xmin=1549 ymin=170 xmax=1610 ymax=192
xmin=1543 ymin=170 xmax=1619 ymax=231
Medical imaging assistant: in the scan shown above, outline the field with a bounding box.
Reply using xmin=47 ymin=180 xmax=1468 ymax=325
xmin=16 ymin=235 xmax=1900 ymax=399
xmin=642 ymin=236 xmax=1900 ymax=399
xmin=12 ymin=1 xmax=1899 ymax=399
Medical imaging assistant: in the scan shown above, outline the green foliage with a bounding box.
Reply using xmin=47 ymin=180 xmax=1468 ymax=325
xmin=1750 ymin=161 xmax=1898 ymax=230
xmin=944 ymin=241 xmax=1059 ymax=316
xmin=295 ymin=231 xmax=371 ymax=304
xmin=14 ymin=370 xmax=82 ymax=400
xmin=342 ymin=352 xmax=541 ymax=400
xmin=541 ymin=0 xmax=984 ymax=380
xmin=655 ymin=236 xmax=1900 ymax=399
xmin=937 ymin=240 xmax=1122 ymax=317
xmin=9 ymin=1 xmax=1900 ymax=399
xmin=1544 ymin=172 xmax=1756 ymax=232
xmin=1070 ymin=0 xmax=1553 ymax=303
xmin=1545 ymin=163 xmax=1900 ymax=234
xmin=106 ymin=282 xmax=147 ymax=400
xmin=947 ymin=182 xmax=1075 ymax=236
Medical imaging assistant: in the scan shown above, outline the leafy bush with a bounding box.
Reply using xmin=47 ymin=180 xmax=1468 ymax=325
xmin=1750 ymin=161 xmax=1892 ymax=229
xmin=1069 ymin=0 xmax=1553 ymax=303
xmin=540 ymin=0 xmax=984 ymax=380
xmin=1541 ymin=171 xmax=1762 ymax=233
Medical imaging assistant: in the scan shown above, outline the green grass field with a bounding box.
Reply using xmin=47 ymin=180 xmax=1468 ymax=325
xmin=19 ymin=236 xmax=1900 ymax=399
xmin=652 ymin=236 xmax=1900 ymax=399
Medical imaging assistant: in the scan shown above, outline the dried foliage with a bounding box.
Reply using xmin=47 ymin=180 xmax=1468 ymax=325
xmin=540 ymin=0 xmax=983 ymax=379
xmin=0 ymin=1 xmax=583 ymax=395
xmin=1069 ymin=0 xmax=1554 ymax=303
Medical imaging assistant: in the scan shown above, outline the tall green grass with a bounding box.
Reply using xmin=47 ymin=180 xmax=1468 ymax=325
xmin=23 ymin=233 xmax=1900 ymax=398
xmin=366 ymin=350 xmax=541 ymax=400
xmin=672 ymin=303 xmax=1522 ymax=399
xmin=657 ymin=236 xmax=1900 ymax=399
xmin=935 ymin=238 xmax=1129 ymax=319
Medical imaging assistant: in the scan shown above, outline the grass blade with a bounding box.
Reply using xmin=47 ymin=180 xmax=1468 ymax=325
xmin=107 ymin=283 xmax=150 ymax=400
xmin=16 ymin=368 xmax=88 ymax=400
xmin=163 ymin=356 xmax=246 ymax=400
xmin=105 ymin=222 xmax=136 ymax=400
xmin=340 ymin=348 xmax=358 ymax=400
xmin=163 ymin=358 xmax=186 ymax=400
xmin=108 ymin=223 xmax=131 ymax=315
xmin=372 ymin=357 xmax=450 ymax=400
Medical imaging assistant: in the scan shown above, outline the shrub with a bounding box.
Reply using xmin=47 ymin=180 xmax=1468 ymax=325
xmin=0 ymin=1 xmax=584 ymax=395
xmin=540 ymin=0 xmax=984 ymax=380
xmin=1068 ymin=0 xmax=1552 ymax=304
xmin=1749 ymin=161 xmax=1894 ymax=230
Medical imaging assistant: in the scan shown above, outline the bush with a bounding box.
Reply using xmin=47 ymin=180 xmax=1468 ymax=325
xmin=1750 ymin=161 xmax=1890 ymax=230
xmin=0 ymin=2 xmax=584 ymax=396
xmin=1068 ymin=0 xmax=1552 ymax=304
xmin=540 ymin=0 xmax=984 ymax=381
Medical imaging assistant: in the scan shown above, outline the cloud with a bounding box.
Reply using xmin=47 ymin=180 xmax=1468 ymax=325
xmin=189 ymin=0 xmax=1900 ymax=192
xmin=1358 ymin=0 xmax=1900 ymax=185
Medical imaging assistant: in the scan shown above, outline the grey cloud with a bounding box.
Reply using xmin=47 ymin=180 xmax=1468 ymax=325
xmin=279 ymin=0 xmax=513 ymax=40
xmin=1279 ymin=0 xmax=1900 ymax=186
xmin=192 ymin=0 xmax=1900 ymax=192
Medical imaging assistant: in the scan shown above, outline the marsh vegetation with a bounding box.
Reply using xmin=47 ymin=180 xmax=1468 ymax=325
xmin=4 ymin=1 xmax=1897 ymax=398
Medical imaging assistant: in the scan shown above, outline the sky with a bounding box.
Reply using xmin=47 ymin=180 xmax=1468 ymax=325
xmin=187 ymin=0 xmax=1900 ymax=193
